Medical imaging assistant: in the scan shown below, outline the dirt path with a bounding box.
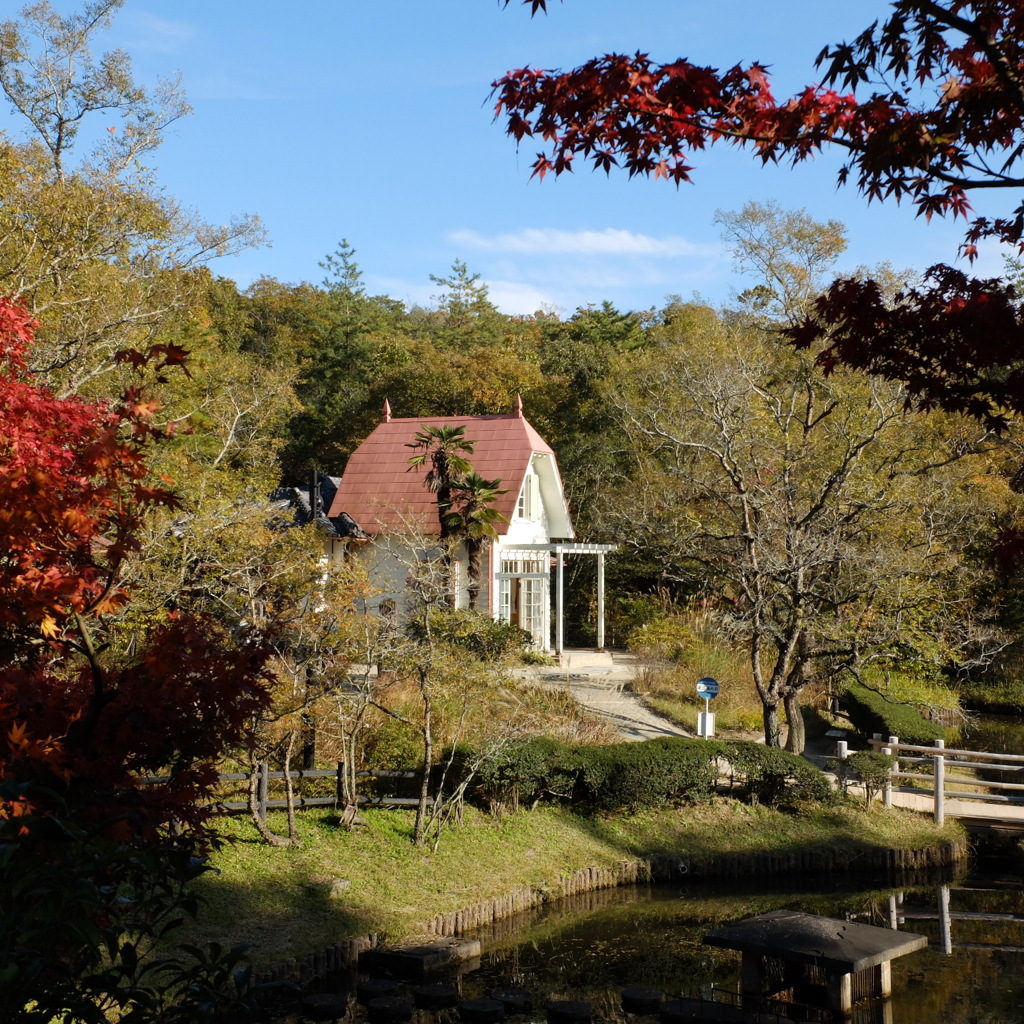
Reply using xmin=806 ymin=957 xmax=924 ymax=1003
xmin=518 ymin=653 xmax=691 ymax=742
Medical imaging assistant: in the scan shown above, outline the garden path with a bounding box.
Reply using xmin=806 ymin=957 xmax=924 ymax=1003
xmin=517 ymin=651 xmax=691 ymax=742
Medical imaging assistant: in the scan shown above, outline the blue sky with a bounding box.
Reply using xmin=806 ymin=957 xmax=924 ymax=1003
xmin=6 ymin=1 xmax=1014 ymax=316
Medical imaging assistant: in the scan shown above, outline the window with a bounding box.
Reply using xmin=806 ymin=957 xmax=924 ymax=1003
xmin=516 ymin=470 xmax=538 ymax=520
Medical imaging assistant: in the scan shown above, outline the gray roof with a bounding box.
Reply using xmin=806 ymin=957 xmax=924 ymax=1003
xmin=269 ymin=473 xmax=367 ymax=539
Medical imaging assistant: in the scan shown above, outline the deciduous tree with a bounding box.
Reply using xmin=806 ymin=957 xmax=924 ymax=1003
xmin=0 ymin=296 xmax=274 ymax=1020
xmin=494 ymin=0 xmax=1024 ymax=427
xmin=605 ymin=299 xmax=1001 ymax=751
xmin=0 ymin=0 xmax=263 ymax=397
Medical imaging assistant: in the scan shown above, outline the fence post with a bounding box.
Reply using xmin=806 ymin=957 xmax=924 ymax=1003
xmin=933 ymin=739 xmax=945 ymax=827
xmin=881 ymin=746 xmax=893 ymax=807
xmin=258 ymin=761 xmax=269 ymax=822
xmin=336 ymin=761 xmax=345 ymax=809
xmin=835 ymin=740 xmax=849 ymax=796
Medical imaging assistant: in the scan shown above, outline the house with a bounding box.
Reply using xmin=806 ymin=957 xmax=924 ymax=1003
xmin=324 ymin=398 xmax=615 ymax=654
xmin=269 ymin=472 xmax=366 ymax=541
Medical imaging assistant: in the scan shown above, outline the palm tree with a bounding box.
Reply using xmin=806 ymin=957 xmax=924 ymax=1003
xmin=407 ymin=425 xmax=476 ymax=604
xmin=442 ymin=473 xmax=508 ymax=610
xmin=406 ymin=425 xmax=475 ymax=540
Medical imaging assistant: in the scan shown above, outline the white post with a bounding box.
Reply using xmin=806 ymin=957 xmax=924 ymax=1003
xmin=555 ymin=546 xmax=565 ymax=657
xmin=933 ymin=738 xmax=945 ymax=826
xmin=881 ymin=746 xmax=893 ymax=807
xmin=938 ymin=883 xmax=952 ymax=955
xmin=596 ymin=552 xmax=606 ymax=651
xmin=836 ymin=739 xmax=849 ymax=796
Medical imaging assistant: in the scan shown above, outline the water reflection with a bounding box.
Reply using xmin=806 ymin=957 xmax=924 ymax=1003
xmin=272 ymin=846 xmax=1023 ymax=1024
xmin=451 ymin=855 xmax=1023 ymax=1024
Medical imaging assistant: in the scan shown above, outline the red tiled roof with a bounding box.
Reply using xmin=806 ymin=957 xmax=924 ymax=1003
xmin=327 ymin=413 xmax=555 ymax=535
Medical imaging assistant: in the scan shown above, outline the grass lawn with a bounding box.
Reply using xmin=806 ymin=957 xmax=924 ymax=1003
xmin=182 ymin=800 xmax=965 ymax=967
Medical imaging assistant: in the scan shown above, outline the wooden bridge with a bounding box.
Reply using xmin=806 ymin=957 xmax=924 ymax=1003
xmin=835 ymin=736 xmax=1024 ymax=828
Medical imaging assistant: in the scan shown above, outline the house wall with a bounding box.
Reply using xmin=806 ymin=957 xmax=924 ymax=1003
xmin=494 ymin=459 xmax=553 ymax=650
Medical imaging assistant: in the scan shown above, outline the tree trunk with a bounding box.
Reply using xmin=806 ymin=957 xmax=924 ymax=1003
xmin=247 ymin=763 xmax=294 ymax=847
xmin=783 ymin=689 xmax=806 ymax=754
xmin=414 ymin=684 xmax=433 ymax=845
xmin=283 ymin=731 xmax=298 ymax=842
xmin=762 ymin=698 xmax=783 ymax=748
xmin=466 ymin=539 xmax=482 ymax=610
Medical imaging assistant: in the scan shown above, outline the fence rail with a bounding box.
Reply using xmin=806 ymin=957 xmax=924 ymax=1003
xmin=142 ymin=763 xmax=420 ymax=822
xmin=839 ymin=735 xmax=1024 ymax=826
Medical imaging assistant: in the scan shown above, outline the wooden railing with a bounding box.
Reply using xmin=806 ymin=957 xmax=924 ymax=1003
xmin=835 ymin=736 xmax=1024 ymax=825
xmin=144 ymin=763 xmax=421 ymax=822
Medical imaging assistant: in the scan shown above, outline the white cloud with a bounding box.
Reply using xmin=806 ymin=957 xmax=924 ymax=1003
xmin=482 ymin=280 xmax=555 ymax=316
xmin=448 ymin=227 xmax=718 ymax=259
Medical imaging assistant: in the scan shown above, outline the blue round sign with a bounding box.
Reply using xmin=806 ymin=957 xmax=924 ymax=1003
xmin=696 ymin=677 xmax=720 ymax=699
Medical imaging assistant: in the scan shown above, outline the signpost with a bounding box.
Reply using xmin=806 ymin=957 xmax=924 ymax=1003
xmin=696 ymin=677 xmax=719 ymax=738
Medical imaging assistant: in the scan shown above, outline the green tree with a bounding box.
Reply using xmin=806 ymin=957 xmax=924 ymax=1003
xmin=607 ymin=303 xmax=999 ymax=751
xmin=0 ymin=0 xmax=263 ymax=397
xmin=442 ymin=473 xmax=509 ymax=610
xmin=406 ymin=424 xmax=476 ymax=540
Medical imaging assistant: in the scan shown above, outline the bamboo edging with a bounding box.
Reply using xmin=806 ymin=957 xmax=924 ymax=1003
xmin=252 ymin=833 xmax=969 ymax=988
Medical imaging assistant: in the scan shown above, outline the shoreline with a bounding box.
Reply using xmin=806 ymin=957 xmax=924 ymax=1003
xmin=246 ymin=824 xmax=969 ymax=989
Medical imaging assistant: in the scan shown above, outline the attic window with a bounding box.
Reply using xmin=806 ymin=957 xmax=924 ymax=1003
xmin=516 ymin=469 xmax=539 ymax=520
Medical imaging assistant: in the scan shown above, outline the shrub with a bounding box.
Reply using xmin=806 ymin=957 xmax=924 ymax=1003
xmin=627 ymin=614 xmax=697 ymax=663
xmin=848 ymin=750 xmax=896 ymax=803
xmin=719 ymin=741 xmax=833 ymax=806
xmin=472 ymin=736 xmax=574 ymax=811
xmin=473 ymin=736 xmax=721 ymax=812
xmin=406 ymin=609 xmax=533 ymax=661
xmin=842 ymin=681 xmax=946 ymax=746
xmin=571 ymin=737 xmax=722 ymax=811
xmin=470 ymin=737 xmax=834 ymax=815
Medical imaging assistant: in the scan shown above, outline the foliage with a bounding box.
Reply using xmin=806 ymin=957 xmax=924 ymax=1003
xmin=442 ymin=472 xmax=509 ymax=609
xmin=602 ymin=282 xmax=997 ymax=752
xmin=465 ymin=735 xmax=569 ymax=812
xmin=0 ymin=2 xmax=262 ymax=397
xmin=849 ymin=750 xmax=897 ymax=804
xmin=0 ymin=806 xmax=255 ymax=1024
xmin=719 ymin=741 xmax=833 ymax=807
xmin=0 ymin=297 xmax=274 ymax=1018
xmin=494 ymin=0 xmax=1024 ymax=427
xmin=842 ymin=680 xmax=947 ymax=746
xmin=405 ymin=609 xmax=533 ymax=661
xmin=571 ymin=738 xmax=721 ymax=811
xmin=471 ymin=735 xmax=832 ymax=813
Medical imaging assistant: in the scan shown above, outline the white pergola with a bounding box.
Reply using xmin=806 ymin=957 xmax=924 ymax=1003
xmin=498 ymin=542 xmax=618 ymax=654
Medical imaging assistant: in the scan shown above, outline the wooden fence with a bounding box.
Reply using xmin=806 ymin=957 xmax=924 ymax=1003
xmin=144 ymin=763 xmax=421 ymax=822
xmin=838 ymin=735 xmax=1024 ymax=826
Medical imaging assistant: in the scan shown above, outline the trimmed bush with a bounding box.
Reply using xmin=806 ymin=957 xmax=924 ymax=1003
xmin=842 ymin=681 xmax=946 ymax=746
xmin=570 ymin=738 xmax=722 ymax=811
xmin=473 ymin=737 xmax=576 ymax=811
xmin=719 ymin=741 xmax=833 ymax=806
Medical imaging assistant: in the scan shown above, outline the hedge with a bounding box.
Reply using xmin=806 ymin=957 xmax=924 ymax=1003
xmin=472 ymin=736 xmax=831 ymax=813
xmin=842 ymin=681 xmax=946 ymax=746
xmin=719 ymin=741 xmax=833 ymax=805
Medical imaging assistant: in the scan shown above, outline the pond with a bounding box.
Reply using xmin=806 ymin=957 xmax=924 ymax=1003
xmin=272 ymin=840 xmax=1024 ymax=1024
xmin=448 ymin=847 xmax=1024 ymax=1024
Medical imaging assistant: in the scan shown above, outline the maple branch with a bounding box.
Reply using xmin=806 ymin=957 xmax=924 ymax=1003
xmin=910 ymin=0 xmax=1024 ymax=115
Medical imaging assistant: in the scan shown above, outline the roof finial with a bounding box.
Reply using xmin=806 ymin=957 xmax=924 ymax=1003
xmin=383 ymin=398 xmax=392 ymax=423
xmin=514 ymin=393 xmax=523 ymax=419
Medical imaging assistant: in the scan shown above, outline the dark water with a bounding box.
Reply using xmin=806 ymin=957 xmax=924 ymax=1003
xmin=449 ymin=851 xmax=1024 ymax=1024
xmin=962 ymin=714 xmax=1024 ymax=756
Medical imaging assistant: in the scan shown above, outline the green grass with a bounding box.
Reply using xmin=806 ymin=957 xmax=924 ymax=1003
xmin=180 ymin=800 xmax=964 ymax=966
